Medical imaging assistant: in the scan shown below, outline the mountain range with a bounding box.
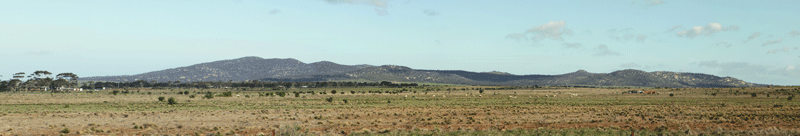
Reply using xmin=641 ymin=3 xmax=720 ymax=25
xmin=81 ymin=56 xmax=766 ymax=88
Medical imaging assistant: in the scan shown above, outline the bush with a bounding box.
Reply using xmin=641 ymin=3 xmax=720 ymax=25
xmin=189 ymin=95 xmax=196 ymax=98
xmin=479 ymin=89 xmax=484 ymax=94
xmin=343 ymin=99 xmax=348 ymax=104
xmin=221 ymin=91 xmax=233 ymax=97
xmin=751 ymin=93 xmax=757 ymax=97
xmin=350 ymin=91 xmax=356 ymax=94
xmin=184 ymin=91 xmax=190 ymax=95
xmin=294 ymin=92 xmax=300 ymax=97
xmin=60 ymin=128 xmax=70 ymax=133
xmin=326 ymin=97 xmax=333 ymax=103
xmin=331 ymin=90 xmax=337 ymax=94
xmin=167 ymin=97 xmax=177 ymax=105
xmin=158 ymin=96 xmax=165 ymax=102
xmin=112 ymin=90 xmax=119 ymax=95
xmin=203 ymin=92 xmax=214 ymax=99
xmin=669 ymin=93 xmax=674 ymax=97
xmin=789 ymin=95 xmax=794 ymax=101
xmin=277 ymin=91 xmax=286 ymax=97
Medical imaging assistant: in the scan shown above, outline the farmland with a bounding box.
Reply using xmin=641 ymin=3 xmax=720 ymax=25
xmin=1 ymin=86 xmax=799 ymax=135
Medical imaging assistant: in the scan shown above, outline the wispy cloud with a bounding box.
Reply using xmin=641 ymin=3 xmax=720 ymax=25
xmin=620 ymin=62 xmax=641 ymax=68
xmin=742 ymin=32 xmax=760 ymax=43
xmin=663 ymin=25 xmax=682 ymax=33
xmin=561 ymin=42 xmax=582 ymax=49
xmin=593 ymin=44 xmax=621 ymax=56
xmin=713 ymin=41 xmax=732 ymax=48
xmin=324 ymin=0 xmax=389 ymax=16
xmin=423 ymin=9 xmax=438 ymax=16
xmin=324 ymin=0 xmax=387 ymax=8
xmin=646 ymin=0 xmax=666 ymax=6
xmin=790 ymin=30 xmax=800 ymax=37
xmin=374 ymin=8 xmax=388 ymax=16
xmin=761 ymin=38 xmax=782 ymax=46
xmin=767 ymin=47 xmax=790 ymax=54
xmin=506 ymin=21 xmax=573 ymax=42
xmin=677 ymin=23 xmax=739 ymax=38
xmin=697 ymin=60 xmax=779 ymax=76
xmin=636 ymin=34 xmax=647 ymax=43
xmin=269 ymin=9 xmax=281 ymax=15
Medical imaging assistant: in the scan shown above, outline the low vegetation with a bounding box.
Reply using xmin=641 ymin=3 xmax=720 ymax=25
xmin=1 ymin=85 xmax=799 ymax=135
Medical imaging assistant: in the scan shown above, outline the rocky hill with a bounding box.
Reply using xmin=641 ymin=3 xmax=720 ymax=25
xmin=82 ymin=57 xmax=766 ymax=87
xmin=81 ymin=56 xmax=372 ymax=82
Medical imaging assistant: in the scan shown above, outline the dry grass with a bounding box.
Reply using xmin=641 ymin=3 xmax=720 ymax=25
xmin=0 ymin=86 xmax=798 ymax=135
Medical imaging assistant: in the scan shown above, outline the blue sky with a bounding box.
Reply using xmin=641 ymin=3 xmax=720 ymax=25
xmin=1 ymin=0 xmax=799 ymax=85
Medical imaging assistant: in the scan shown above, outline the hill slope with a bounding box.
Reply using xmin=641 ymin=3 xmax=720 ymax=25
xmin=81 ymin=56 xmax=373 ymax=82
xmin=83 ymin=57 xmax=766 ymax=87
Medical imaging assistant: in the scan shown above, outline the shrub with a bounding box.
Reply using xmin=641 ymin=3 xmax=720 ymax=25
xmin=277 ymin=91 xmax=286 ymax=97
xmin=221 ymin=91 xmax=233 ymax=97
xmin=167 ymin=97 xmax=177 ymax=105
xmin=189 ymin=95 xmax=196 ymax=98
xmin=350 ymin=91 xmax=356 ymax=94
xmin=294 ymin=92 xmax=300 ymax=97
xmin=669 ymin=93 xmax=674 ymax=97
xmin=158 ymin=96 xmax=165 ymax=102
xmin=326 ymin=97 xmax=333 ymax=103
xmin=479 ymin=89 xmax=484 ymax=94
xmin=789 ymin=95 xmax=794 ymax=101
xmin=331 ymin=90 xmax=337 ymax=94
xmin=343 ymin=99 xmax=348 ymax=104
xmin=203 ymin=92 xmax=214 ymax=99
xmin=184 ymin=91 xmax=189 ymax=95
xmin=177 ymin=92 xmax=183 ymax=95
xmin=60 ymin=128 xmax=70 ymax=133
xmin=751 ymin=93 xmax=757 ymax=97
xmin=112 ymin=90 xmax=119 ymax=95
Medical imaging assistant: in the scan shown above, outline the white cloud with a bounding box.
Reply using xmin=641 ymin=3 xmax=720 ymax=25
xmin=561 ymin=42 xmax=582 ymax=49
xmin=742 ymin=32 xmax=760 ymax=43
xmin=677 ymin=23 xmax=739 ymax=38
xmin=606 ymin=28 xmax=642 ymax=43
xmin=761 ymin=38 xmax=782 ymax=46
xmin=713 ymin=41 xmax=732 ymax=48
xmin=790 ymin=30 xmax=800 ymax=37
xmin=788 ymin=65 xmax=796 ymax=71
xmin=767 ymin=47 xmax=790 ymax=54
xmin=593 ymin=44 xmax=621 ymax=56
xmin=697 ymin=60 xmax=775 ymax=76
xmin=523 ymin=21 xmax=573 ymax=41
xmin=423 ymin=10 xmax=438 ymax=16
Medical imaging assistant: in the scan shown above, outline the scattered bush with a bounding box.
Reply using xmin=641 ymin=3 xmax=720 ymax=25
xmin=221 ymin=91 xmax=233 ymax=97
xmin=277 ymin=91 xmax=286 ymax=97
xmin=168 ymin=97 xmax=177 ymax=105
xmin=158 ymin=96 xmax=165 ymax=102
xmin=203 ymin=92 xmax=214 ymax=99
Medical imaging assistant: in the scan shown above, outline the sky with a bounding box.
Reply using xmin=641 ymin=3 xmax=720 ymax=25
xmin=1 ymin=0 xmax=799 ymax=85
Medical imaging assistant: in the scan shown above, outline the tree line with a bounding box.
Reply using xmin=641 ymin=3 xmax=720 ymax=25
xmin=0 ymin=71 xmax=79 ymax=92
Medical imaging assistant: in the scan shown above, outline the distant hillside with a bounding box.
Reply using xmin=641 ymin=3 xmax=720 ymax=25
xmin=83 ymin=57 xmax=767 ymax=88
xmin=81 ymin=56 xmax=373 ymax=82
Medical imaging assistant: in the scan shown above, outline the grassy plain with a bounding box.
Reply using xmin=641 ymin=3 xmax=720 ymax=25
xmin=1 ymin=86 xmax=799 ymax=135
